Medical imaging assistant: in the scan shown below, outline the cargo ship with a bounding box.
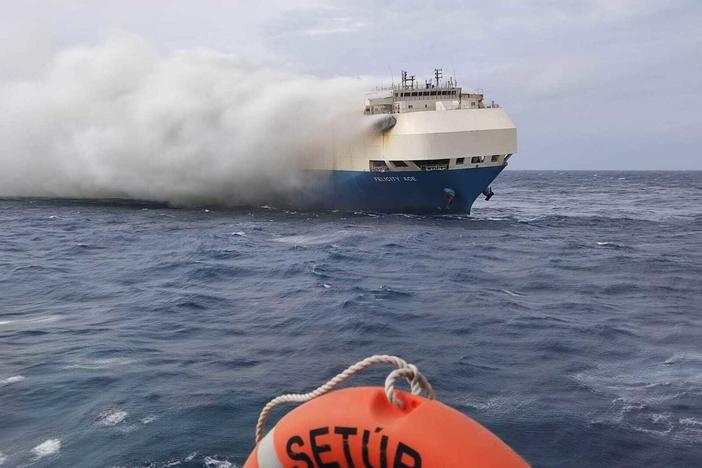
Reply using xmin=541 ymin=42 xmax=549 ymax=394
xmin=298 ymin=68 xmax=517 ymax=213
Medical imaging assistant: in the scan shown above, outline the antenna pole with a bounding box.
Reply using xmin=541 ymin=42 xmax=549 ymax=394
xmin=434 ymin=68 xmax=443 ymax=87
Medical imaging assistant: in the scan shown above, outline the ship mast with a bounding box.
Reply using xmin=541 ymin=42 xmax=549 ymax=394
xmin=434 ymin=68 xmax=443 ymax=87
xmin=401 ymin=70 xmax=416 ymax=89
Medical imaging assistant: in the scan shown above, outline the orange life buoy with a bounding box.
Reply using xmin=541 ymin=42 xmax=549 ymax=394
xmin=244 ymin=386 xmax=528 ymax=468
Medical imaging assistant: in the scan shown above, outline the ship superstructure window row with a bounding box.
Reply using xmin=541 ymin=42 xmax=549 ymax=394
xmin=414 ymin=159 xmax=450 ymax=171
xmin=369 ymin=156 xmax=507 ymax=172
xmin=394 ymin=90 xmax=458 ymax=98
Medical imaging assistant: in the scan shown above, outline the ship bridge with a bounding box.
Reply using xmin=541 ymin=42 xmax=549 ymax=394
xmin=364 ymin=68 xmax=496 ymax=115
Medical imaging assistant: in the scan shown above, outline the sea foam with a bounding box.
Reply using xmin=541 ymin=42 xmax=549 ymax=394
xmin=203 ymin=456 xmax=235 ymax=468
xmin=0 ymin=376 xmax=25 ymax=386
xmin=31 ymin=439 xmax=61 ymax=459
xmin=97 ymin=409 xmax=128 ymax=426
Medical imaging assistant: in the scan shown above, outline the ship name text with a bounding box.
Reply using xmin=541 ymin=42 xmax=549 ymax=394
xmin=373 ymin=176 xmax=417 ymax=183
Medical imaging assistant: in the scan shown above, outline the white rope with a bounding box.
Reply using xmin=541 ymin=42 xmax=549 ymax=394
xmin=255 ymin=355 xmax=434 ymax=443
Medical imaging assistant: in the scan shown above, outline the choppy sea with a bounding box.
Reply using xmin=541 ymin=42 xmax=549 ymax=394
xmin=1 ymin=171 xmax=701 ymax=468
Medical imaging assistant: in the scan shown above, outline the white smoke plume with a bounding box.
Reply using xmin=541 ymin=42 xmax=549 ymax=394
xmin=0 ymin=35 xmax=376 ymax=206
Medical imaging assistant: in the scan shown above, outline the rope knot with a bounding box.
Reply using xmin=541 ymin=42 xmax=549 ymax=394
xmin=384 ymin=363 xmax=434 ymax=409
xmin=254 ymin=355 xmax=435 ymax=442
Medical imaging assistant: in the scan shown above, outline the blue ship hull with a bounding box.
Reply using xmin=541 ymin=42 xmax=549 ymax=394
xmin=297 ymin=165 xmax=505 ymax=213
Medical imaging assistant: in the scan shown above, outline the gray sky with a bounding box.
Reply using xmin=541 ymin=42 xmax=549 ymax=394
xmin=2 ymin=0 xmax=701 ymax=169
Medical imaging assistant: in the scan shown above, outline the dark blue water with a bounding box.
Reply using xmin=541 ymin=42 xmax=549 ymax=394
xmin=1 ymin=171 xmax=701 ymax=468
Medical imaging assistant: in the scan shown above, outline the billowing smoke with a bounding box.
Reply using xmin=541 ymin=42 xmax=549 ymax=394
xmin=0 ymin=35 xmax=376 ymax=206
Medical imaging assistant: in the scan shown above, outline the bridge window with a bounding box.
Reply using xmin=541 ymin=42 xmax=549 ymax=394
xmin=471 ymin=156 xmax=484 ymax=164
xmin=413 ymin=159 xmax=449 ymax=171
xmin=391 ymin=161 xmax=408 ymax=167
xmin=369 ymin=160 xmax=390 ymax=172
xmin=456 ymin=158 xmax=465 ymax=165
xmin=491 ymin=155 xmax=500 ymax=162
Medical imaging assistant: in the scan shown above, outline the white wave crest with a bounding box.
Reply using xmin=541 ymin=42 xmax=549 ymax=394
xmin=0 ymin=315 xmax=61 ymax=328
xmin=63 ymin=357 xmax=135 ymax=370
xmin=500 ymin=289 xmax=525 ymax=297
xmin=0 ymin=375 xmax=25 ymax=386
xmin=573 ymin=361 xmax=702 ymax=444
xmin=275 ymin=229 xmax=362 ymax=246
xmin=664 ymin=352 xmax=702 ymax=365
xmin=31 ymin=439 xmax=61 ymax=459
xmin=595 ymin=241 xmax=626 ymax=248
xmin=680 ymin=417 xmax=702 ymax=427
xmin=97 ymin=409 xmax=128 ymax=426
xmin=204 ymin=456 xmax=235 ymax=468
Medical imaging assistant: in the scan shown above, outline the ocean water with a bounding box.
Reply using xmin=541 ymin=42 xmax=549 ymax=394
xmin=1 ymin=171 xmax=701 ymax=468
